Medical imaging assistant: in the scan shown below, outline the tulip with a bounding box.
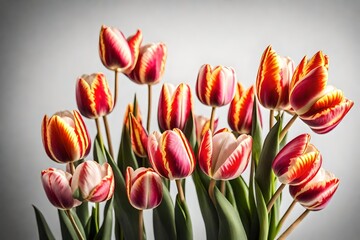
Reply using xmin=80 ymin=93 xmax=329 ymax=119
xmin=99 ymin=25 xmax=142 ymax=73
xmin=127 ymin=42 xmax=167 ymax=85
xmin=157 ymin=83 xmax=193 ymax=131
xmin=255 ymin=45 xmax=295 ymax=110
xmin=272 ymin=134 xmax=322 ymax=186
xmin=196 ymin=64 xmax=237 ymax=107
xmin=129 ymin=112 xmax=148 ymax=158
xmin=123 ymin=101 xmax=143 ymax=128
xmin=147 ymin=129 xmax=196 ymax=180
xmin=71 ymin=161 xmax=114 ymax=202
xmin=75 ymin=73 xmax=113 ymax=119
xmin=194 ymin=115 xmax=218 ymax=144
xmin=289 ymin=51 xmax=354 ymax=134
xmin=41 ymin=168 xmax=81 ymax=209
xmin=228 ymin=83 xmax=261 ymax=134
xmin=198 ymin=129 xmax=252 ymax=180
xmin=41 ymin=110 xmax=91 ymax=163
xmin=126 ymin=167 xmax=163 ymax=210
xmin=289 ymin=168 xmax=339 ymax=211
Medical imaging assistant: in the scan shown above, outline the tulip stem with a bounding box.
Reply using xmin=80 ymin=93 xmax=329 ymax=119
xmin=103 ymin=115 xmax=114 ymax=159
xmin=277 ymin=199 xmax=297 ymax=234
xmin=209 ymin=107 xmax=216 ymax=132
xmin=114 ymin=69 xmax=119 ymax=107
xmin=270 ymin=109 xmax=275 ymax=130
xmin=208 ymin=179 xmax=216 ymax=205
xmin=277 ymin=209 xmax=310 ymax=240
xmin=65 ymin=210 xmax=85 ymax=240
xmin=69 ymin=162 xmax=75 ymax=175
xmin=95 ymin=118 xmax=105 ymax=153
xmin=138 ymin=209 xmax=144 ymax=240
xmin=220 ymin=180 xmax=226 ymax=195
xmin=176 ymin=179 xmax=185 ymax=203
xmin=279 ymin=114 xmax=298 ymax=142
xmin=146 ymin=84 xmax=152 ymax=133
xmin=267 ymin=183 xmax=286 ymax=213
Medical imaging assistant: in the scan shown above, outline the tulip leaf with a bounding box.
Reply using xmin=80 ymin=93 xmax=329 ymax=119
xmin=175 ymin=194 xmax=193 ymax=240
xmin=76 ymin=200 xmax=89 ymax=228
xmin=254 ymin=115 xmax=282 ymax=202
xmin=85 ymin=207 xmax=97 ymax=240
xmin=255 ymin=181 xmax=269 ymax=240
xmin=183 ymin=110 xmax=196 ymax=149
xmin=153 ymin=182 xmax=177 ymax=240
xmin=94 ymin=134 xmax=106 ymax=165
xmin=58 ymin=209 xmax=86 ymax=240
xmin=192 ymin=168 xmax=219 ymax=240
xmin=214 ymin=187 xmax=248 ymax=240
xmin=224 ymin=181 xmax=236 ymax=208
xmin=95 ymin=198 xmax=113 ymax=240
xmin=33 ymin=205 xmax=56 ymax=240
xmin=117 ymin=125 xmax=138 ymax=175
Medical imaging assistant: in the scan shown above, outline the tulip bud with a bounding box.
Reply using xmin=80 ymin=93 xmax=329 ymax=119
xmin=126 ymin=167 xmax=163 ymax=210
xmin=147 ymin=129 xmax=196 ymax=180
xmin=194 ymin=115 xmax=218 ymax=144
xmin=76 ymin=73 xmax=113 ymax=119
xmin=255 ymin=45 xmax=294 ymax=110
xmin=289 ymin=51 xmax=353 ymax=134
xmin=228 ymin=83 xmax=261 ymax=134
xmin=99 ymin=25 xmax=142 ymax=72
xmin=129 ymin=112 xmax=148 ymax=158
xmin=127 ymin=42 xmax=167 ymax=85
xmin=198 ymin=129 xmax=252 ymax=180
xmin=289 ymin=168 xmax=339 ymax=211
xmin=41 ymin=110 xmax=91 ymax=163
xmin=157 ymin=83 xmax=193 ymax=131
xmin=41 ymin=168 xmax=81 ymax=209
xmin=272 ymin=134 xmax=322 ymax=185
xmin=71 ymin=161 xmax=115 ymax=202
xmin=196 ymin=64 xmax=236 ymax=107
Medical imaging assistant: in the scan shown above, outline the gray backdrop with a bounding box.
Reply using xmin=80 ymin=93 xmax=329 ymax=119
xmin=1 ymin=0 xmax=359 ymax=239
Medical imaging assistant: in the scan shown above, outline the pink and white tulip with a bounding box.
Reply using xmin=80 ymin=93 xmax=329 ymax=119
xmin=147 ymin=129 xmax=196 ymax=180
xmin=198 ymin=129 xmax=252 ymax=180
xmin=41 ymin=168 xmax=81 ymax=209
xmin=126 ymin=167 xmax=163 ymax=210
xmin=71 ymin=161 xmax=115 ymax=202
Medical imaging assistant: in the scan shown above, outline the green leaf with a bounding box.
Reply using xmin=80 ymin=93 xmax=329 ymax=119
xmin=33 ymin=205 xmax=55 ymax=240
xmin=117 ymin=125 xmax=138 ymax=175
xmin=153 ymin=182 xmax=177 ymax=240
xmin=175 ymin=195 xmax=193 ymax=240
xmin=224 ymin=181 xmax=236 ymax=208
xmin=251 ymin=96 xmax=263 ymax=168
xmin=183 ymin=110 xmax=196 ymax=149
xmin=192 ymin=169 xmax=218 ymax=240
xmin=94 ymin=134 xmax=106 ymax=165
xmin=95 ymin=198 xmax=113 ymax=240
xmin=214 ymin=187 xmax=248 ymax=240
xmin=255 ymin=182 xmax=268 ymax=240
xmin=76 ymin=201 xmax=89 ymax=228
xmin=58 ymin=209 xmax=86 ymax=240
xmin=85 ymin=207 xmax=97 ymax=240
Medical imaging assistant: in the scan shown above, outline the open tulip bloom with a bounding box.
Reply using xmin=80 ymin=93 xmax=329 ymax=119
xmin=35 ymin=25 xmax=354 ymax=240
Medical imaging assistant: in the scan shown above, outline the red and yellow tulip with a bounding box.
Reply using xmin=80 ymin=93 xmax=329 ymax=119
xmin=127 ymin=42 xmax=167 ymax=85
xmin=289 ymin=51 xmax=354 ymax=134
xmin=157 ymin=83 xmax=193 ymax=131
xmin=147 ymin=129 xmax=196 ymax=180
xmin=71 ymin=161 xmax=114 ymax=203
xmin=76 ymin=72 xmax=113 ymax=119
xmin=129 ymin=112 xmax=148 ymax=158
xmin=126 ymin=167 xmax=163 ymax=210
xmin=41 ymin=110 xmax=91 ymax=163
xmin=255 ymin=45 xmax=295 ymax=110
xmin=289 ymin=168 xmax=339 ymax=211
xmin=272 ymin=134 xmax=322 ymax=186
xmin=99 ymin=25 xmax=142 ymax=72
xmin=195 ymin=64 xmax=237 ymax=107
xmin=41 ymin=168 xmax=81 ymax=210
xmin=198 ymin=129 xmax=252 ymax=180
xmin=194 ymin=115 xmax=218 ymax=144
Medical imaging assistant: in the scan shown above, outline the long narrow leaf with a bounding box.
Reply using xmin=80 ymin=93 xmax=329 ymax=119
xmin=33 ymin=205 xmax=55 ymax=240
xmin=58 ymin=209 xmax=86 ymax=240
xmin=95 ymin=198 xmax=113 ymax=240
xmin=175 ymin=194 xmax=193 ymax=240
xmin=255 ymin=182 xmax=269 ymax=240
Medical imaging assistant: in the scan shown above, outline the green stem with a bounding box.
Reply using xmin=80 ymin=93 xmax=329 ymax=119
xmin=139 ymin=209 xmax=144 ymax=240
xmin=95 ymin=202 xmax=100 ymax=231
xmin=220 ymin=180 xmax=226 ymax=195
xmin=209 ymin=106 xmax=216 ymax=132
xmin=95 ymin=118 xmax=104 ymax=150
xmin=277 ymin=209 xmax=310 ymax=240
xmin=267 ymin=183 xmax=286 ymax=213
xmin=103 ymin=115 xmax=114 ymax=159
xmin=277 ymin=199 xmax=297 ymax=234
xmin=279 ymin=114 xmax=298 ymax=142
xmin=65 ymin=210 xmax=85 ymax=240
xmin=208 ymin=179 xmax=216 ymax=205
xmin=176 ymin=179 xmax=185 ymax=203
xmin=270 ymin=109 xmax=274 ymax=130
xmin=146 ymin=84 xmax=152 ymax=133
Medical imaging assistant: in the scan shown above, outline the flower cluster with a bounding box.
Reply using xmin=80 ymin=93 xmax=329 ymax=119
xmin=34 ymin=25 xmax=353 ymax=240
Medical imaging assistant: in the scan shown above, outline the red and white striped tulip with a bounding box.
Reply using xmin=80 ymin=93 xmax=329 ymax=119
xmin=147 ymin=129 xmax=196 ymax=180
xmin=126 ymin=167 xmax=163 ymax=210
xmin=41 ymin=110 xmax=91 ymax=163
xmin=196 ymin=64 xmax=237 ymax=107
xmin=272 ymin=134 xmax=322 ymax=186
xmin=228 ymin=83 xmax=261 ymax=134
xmin=41 ymin=168 xmax=81 ymax=209
xmin=194 ymin=115 xmax=218 ymax=144
xmin=127 ymin=42 xmax=167 ymax=85
xmin=99 ymin=25 xmax=142 ymax=73
xmin=157 ymin=83 xmax=193 ymax=131
xmin=255 ymin=45 xmax=295 ymax=110
xmin=289 ymin=168 xmax=340 ymax=211
xmin=198 ymin=129 xmax=252 ymax=180
xmin=76 ymin=73 xmax=113 ymax=119
xmin=129 ymin=112 xmax=148 ymax=158
xmin=71 ymin=161 xmax=115 ymax=202
xmin=289 ymin=51 xmax=354 ymax=134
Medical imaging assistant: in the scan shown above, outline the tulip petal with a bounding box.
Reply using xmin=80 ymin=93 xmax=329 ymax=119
xmin=138 ymin=43 xmax=167 ymax=84
xmin=124 ymin=29 xmax=143 ymax=74
xmin=129 ymin=112 xmax=148 ymax=157
xmin=198 ymin=130 xmax=213 ymax=177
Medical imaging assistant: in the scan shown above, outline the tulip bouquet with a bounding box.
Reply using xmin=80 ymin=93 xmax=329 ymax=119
xmin=34 ymin=25 xmax=354 ymax=240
